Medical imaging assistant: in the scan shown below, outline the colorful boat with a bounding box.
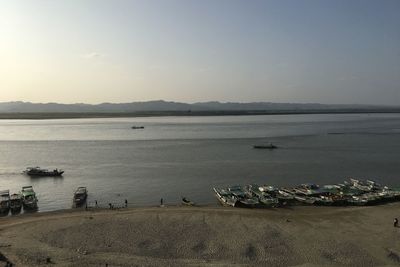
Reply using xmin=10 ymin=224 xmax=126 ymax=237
xmin=21 ymin=186 xmax=38 ymax=209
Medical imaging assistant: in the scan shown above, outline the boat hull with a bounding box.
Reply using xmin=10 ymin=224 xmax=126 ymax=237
xmin=25 ymin=171 xmax=64 ymax=177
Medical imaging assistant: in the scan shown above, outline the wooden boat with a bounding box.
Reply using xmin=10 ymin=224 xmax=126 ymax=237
xmin=213 ymin=188 xmax=237 ymax=207
xmin=248 ymin=185 xmax=279 ymax=207
xmin=21 ymin=186 xmax=38 ymax=209
xmin=23 ymin=167 xmax=64 ymax=177
xmin=181 ymin=197 xmax=195 ymax=206
xmin=73 ymin=187 xmax=88 ymax=206
xmin=0 ymin=190 xmax=10 ymax=214
xmin=253 ymin=143 xmax=278 ymax=149
xmin=235 ymin=197 xmax=259 ymax=208
xmin=10 ymin=193 xmax=23 ymax=213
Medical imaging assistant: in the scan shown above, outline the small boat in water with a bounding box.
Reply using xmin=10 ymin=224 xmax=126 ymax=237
xmin=21 ymin=186 xmax=38 ymax=209
xmin=10 ymin=193 xmax=23 ymax=213
xmin=73 ymin=187 xmax=88 ymax=206
xmin=23 ymin=167 xmax=64 ymax=177
xmin=181 ymin=197 xmax=195 ymax=206
xmin=253 ymin=143 xmax=278 ymax=149
xmin=0 ymin=190 xmax=10 ymax=214
xmin=131 ymin=126 xmax=144 ymax=129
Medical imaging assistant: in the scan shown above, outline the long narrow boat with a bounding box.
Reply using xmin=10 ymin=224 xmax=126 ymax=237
xmin=213 ymin=188 xmax=237 ymax=207
xmin=21 ymin=186 xmax=38 ymax=209
xmin=0 ymin=190 xmax=10 ymax=214
xmin=23 ymin=167 xmax=64 ymax=177
xmin=253 ymin=143 xmax=278 ymax=149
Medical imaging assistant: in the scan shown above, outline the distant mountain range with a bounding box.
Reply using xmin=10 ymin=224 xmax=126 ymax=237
xmin=0 ymin=100 xmax=398 ymax=113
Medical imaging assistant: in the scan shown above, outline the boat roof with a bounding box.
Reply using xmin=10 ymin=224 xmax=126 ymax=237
xmin=22 ymin=186 xmax=34 ymax=190
xmin=26 ymin=166 xmax=43 ymax=170
xmin=0 ymin=190 xmax=10 ymax=196
xmin=10 ymin=194 xmax=22 ymax=200
xmin=75 ymin=187 xmax=87 ymax=194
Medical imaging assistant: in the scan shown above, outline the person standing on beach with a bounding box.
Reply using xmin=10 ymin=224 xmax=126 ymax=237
xmin=394 ymin=218 xmax=398 ymax=227
xmin=160 ymin=198 xmax=163 ymax=206
xmin=125 ymin=199 xmax=128 ymax=208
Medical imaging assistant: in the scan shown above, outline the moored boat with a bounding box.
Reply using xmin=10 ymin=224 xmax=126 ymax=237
xmin=23 ymin=167 xmax=64 ymax=177
xmin=248 ymin=185 xmax=279 ymax=207
xmin=21 ymin=186 xmax=38 ymax=209
xmin=181 ymin=197 xmax=195 ymax=206
xmin=228 ymin=185 xmax=260 ymax=208
xmin=213 ymin=188 xmax=237 ymax=207
xmin=0 ymin=190 xmax=10 ymax=214
xmin=10 ymin=193 xmax=23 ymax=213
xmin=73 ymin=187 xmax=88 ymax=206
xmin=235 ymin=197 xmax=259 ymax=208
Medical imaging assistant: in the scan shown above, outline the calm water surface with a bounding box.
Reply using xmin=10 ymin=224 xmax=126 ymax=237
xmin=1 ymin=113 xmax=400 ymax=212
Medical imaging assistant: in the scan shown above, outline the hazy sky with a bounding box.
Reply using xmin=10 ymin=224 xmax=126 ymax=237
xmin=0 ymin=0 xmax=399 ymax=105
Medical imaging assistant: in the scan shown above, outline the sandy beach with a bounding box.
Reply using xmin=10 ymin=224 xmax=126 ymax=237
xmin=1 ymin=204 xmax=400 ymax=267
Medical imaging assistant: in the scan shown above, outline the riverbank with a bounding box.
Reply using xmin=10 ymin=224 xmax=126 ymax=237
xmin=1 ymin=204 xmax=400 ymax=266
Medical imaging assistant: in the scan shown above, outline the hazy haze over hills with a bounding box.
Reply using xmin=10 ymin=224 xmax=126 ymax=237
xmin=0 ymin=101 xmax=398 ymax=114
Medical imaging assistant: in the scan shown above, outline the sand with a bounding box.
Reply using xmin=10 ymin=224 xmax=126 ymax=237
xmin=1 ymin=204 xmax=400 ymax=266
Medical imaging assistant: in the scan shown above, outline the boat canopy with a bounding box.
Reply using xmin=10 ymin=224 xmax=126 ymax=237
xmin=75 ymin=187 xmax=87 ymax=194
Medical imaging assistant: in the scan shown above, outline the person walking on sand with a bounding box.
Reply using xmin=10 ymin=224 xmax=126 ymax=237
xmin=125 ymin=199 xmax=128 ymax=208
xmin=394 ymin=218 xmax=398 ymax=227
xmin=160 ymin=198 xmax=163 ymax=206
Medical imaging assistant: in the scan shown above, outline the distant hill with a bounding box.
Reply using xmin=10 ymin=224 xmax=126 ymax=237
xmin=0 ymin=100 xmax=398 ymax=113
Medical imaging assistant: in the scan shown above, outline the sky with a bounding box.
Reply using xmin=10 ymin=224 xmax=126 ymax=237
xmin=0 ymin=0 xmax=399 ymax=105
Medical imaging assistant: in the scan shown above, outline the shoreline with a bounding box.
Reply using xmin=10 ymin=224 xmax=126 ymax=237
xmin=2 ymin=204 xmax=400 ymax=266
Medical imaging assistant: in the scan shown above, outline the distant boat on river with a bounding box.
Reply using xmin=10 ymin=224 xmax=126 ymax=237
xmin=23 ymin=167 xmax=64 ymax=177
xmin=253 ymin=143 xmax=278 ymax=149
